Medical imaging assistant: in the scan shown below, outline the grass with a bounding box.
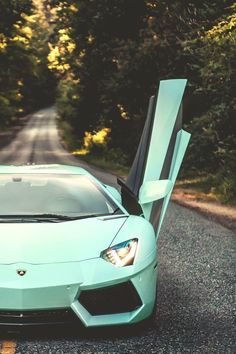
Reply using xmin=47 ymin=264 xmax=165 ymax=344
xmin=175 ymin=175 xmax=236 ymax=205
xmin=176 ymin=175 xmax=213 ymax=191
xmin=174 ymin=175 xmax=218 ymax=201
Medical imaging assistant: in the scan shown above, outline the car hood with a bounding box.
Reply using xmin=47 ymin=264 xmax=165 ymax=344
xmin=0 ymin=216 xmax=128 ymax=264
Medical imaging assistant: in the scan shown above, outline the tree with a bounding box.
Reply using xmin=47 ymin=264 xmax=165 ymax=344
xmin=0 ymin=0 xmax=33 ymax=126
xmin=0 ymin=0 xmax=56 ymax=128
xmin=184 ymin=3 xmax=236 ymax=201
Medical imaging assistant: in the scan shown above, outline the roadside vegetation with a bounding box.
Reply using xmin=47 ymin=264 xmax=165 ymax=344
xmin=0 ymin=0 xmax=56 ymax=129
xmin=0 ymin=1 xmax=236 ymax=203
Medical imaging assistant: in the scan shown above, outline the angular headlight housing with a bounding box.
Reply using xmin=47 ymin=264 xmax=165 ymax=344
xmin=101 ymin=239 xmax=138 ymax=267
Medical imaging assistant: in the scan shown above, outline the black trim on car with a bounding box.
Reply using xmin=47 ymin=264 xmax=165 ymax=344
xmin=79 ymin=281 xmax=142 ymax=316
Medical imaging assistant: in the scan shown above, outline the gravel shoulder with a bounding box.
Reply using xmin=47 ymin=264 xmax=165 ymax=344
xmin=172 ymin=188 xmax=236 ymax=233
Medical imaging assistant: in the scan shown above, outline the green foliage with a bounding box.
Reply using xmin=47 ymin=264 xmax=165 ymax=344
xmin=215 ymin=157 xmax=236 ymax=203
xmin=58 ymin=119 xmax=79 ymax=151
xmin=183 ymin=3 xmax=236 ymax=202
xmin=56 ymin=76 xmax=81 ymax=142
xmin=185 ymin=103 xmax=231 ymax=172
xmin=0 ymin=0 xmax=56 ymax=127
xmin=1 ymin=0 xmax=236 ymax=202
xmin=49 ymin=1 xmax=236 ymax=202
xmin=0 ymin=95 xmax=12 ymax=126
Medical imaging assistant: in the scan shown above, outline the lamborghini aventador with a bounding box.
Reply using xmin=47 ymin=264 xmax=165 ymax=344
xmin=0 ymin=79 xmax=190 ymax=327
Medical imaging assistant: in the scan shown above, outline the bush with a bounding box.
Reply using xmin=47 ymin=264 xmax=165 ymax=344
xmin=214 ymin=148 xmax=236 ymax=203
xmin=0 ymin=95 xmax=13 ymax=126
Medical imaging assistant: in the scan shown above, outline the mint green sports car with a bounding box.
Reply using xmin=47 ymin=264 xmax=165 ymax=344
xmin=0 ymin=80 xmax=190 ymax=327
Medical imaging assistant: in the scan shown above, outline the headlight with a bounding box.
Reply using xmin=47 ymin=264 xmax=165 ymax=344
xmin=101 ymin=239 xmax=138 ymax=267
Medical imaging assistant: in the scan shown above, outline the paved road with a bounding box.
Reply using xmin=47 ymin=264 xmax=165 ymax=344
xmin=0 ymin=108 xmax=235 ymax=354
xmin=0 ymin=107 xmax=117 ymax=187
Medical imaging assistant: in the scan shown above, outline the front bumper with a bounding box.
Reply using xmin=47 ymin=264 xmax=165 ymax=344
xmin=0 ymin=309 xmax=78 ymax=326
xmin=0 ymin=252 xmax=157 ymax=327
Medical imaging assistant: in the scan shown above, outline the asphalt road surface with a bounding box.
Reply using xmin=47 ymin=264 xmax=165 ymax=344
xmin=0 ymin=108 xmax=235 ymax=354
xmin=0 ymin=107 xmax=117 ymax=187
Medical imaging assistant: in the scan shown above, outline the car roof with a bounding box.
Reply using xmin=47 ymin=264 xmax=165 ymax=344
xmin=0 ymin=164 xmax=90 ymax=175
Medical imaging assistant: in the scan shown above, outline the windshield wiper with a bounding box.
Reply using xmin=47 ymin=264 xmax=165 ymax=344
xmin=0 ymin=211 xmax=123 ymax=223
xmin=0 ymin=214 xmax=71 ymax=223
xmin=37 ymin=213 xmax=106 ymax=221
xmin=29 ymin=213 xmax=79 ymax=221
xmin=0 ymin=213 xmax=105 ymax=223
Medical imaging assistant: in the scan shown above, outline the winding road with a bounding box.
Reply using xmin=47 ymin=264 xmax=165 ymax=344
xmin=0 ymin=108 xmax=235 ymax=354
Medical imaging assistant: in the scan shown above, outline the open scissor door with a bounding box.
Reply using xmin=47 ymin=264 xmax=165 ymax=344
xmin=118 ymin=79 xmax=191 ymax=237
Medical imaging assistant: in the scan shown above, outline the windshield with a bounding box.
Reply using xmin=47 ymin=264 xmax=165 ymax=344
xmin=0 ymin=174 xmax=119 ymax=217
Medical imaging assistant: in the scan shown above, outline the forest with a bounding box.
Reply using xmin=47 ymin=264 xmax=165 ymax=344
xmin=0 ymin=0 xmax=236 ymax=202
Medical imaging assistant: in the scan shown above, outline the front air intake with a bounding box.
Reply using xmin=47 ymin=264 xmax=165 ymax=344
xmin=79 ymin=281 xmax=142 ymax=315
